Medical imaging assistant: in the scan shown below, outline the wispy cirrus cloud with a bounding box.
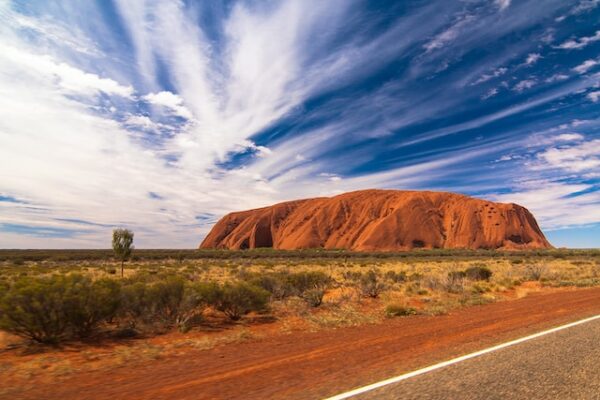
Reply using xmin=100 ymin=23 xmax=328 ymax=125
xmin=556 ymin=30 xmax=600 ymax=49
xmin=1 ymin=0 xmax=600 ymax=248
xmin=573 ymin=59 xmax=599 ymax=74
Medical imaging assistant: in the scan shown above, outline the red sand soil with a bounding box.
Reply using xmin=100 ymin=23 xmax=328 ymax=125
xmin=200 ymin=189 xmax=552 ymax=251
xmin=8 ymin=286 xmax=600 ymax=400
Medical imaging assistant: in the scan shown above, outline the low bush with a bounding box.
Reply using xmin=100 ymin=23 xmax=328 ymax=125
xmin=0 ymin=273 xmax=274 ymax=343
xmin=0 ymin=275 xmax=72 ymax=344
xmin=11 ymin=257 xmax=25 ymax=266
xmin=525 ymin=265 xmax=547 ymax=281
xmin=242 ymin=272 xmax=291 ymax=300
xmin=176 ymin=281 xmax=220 ymax=331
xmin=0 ymin=274 xmax=120 ymax=343
xmin=384 ymin=304 xmax=417 ymax=317
xmin=64 ymin=275 xmax=121 ymax=338
xmin=359 ymin=270 xmax=386 ymax=298
xmin=243 ymin=271 xmax=331 ymax=307
xmin=287 ymin=271 xmax=331 ymax=296
xmin=289 ymin=272 xmax=331 ymax=307
xmin=119 ymin=281 xmax=150 ymax=327
xmin=302 ymin=288 xmax=326 ymax=307
xmin=119 ymin=276 xmax=219 ymax=331
xmin=464 ymin=266 xmax=493 ymax=281
xmin=214 ymin=282 xmax=270 ymax=320
xmin=444 ymin=271 xmax=466 ymax=293
xmin=145 ymin=276 xmax=186 ymax=328
xmin=342 ymin=271 xmax=362 ymax=282
xmin=384 ymin=270 xmax=407 ymax=283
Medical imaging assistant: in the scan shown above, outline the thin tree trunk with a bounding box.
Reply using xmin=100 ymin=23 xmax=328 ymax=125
xmin=121 ymin=260 xmax=124 ymax=278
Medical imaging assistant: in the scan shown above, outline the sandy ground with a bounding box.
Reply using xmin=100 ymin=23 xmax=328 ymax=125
xmin=3 ymin=286 xmax=600 ymax=400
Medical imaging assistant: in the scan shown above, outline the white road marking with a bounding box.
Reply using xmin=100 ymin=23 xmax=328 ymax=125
xmin=324 ymin=314 xmax=600 ymax=400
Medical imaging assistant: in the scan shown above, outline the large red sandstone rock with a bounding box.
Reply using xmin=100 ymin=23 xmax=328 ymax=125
xmin=200 ymin=190 xmax=552 ymax=251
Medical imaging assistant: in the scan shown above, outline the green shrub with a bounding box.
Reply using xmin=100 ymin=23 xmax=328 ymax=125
xmin=64 ymin=276 xmax=120 ymax=338
xmin=214 ymin=282 xmax=269 ymax=321
xmin=244 ymin=271 xmax=331 ymax=306
xmin=464 ymin=266 xmax=493 ymax=281
xmin=0 ymin=275 xmax=122 ymax=342
xmin=145 ymin=276 xmax=186 ymax=327
xmin=286 ymin=271 xmax=331 ymax=296
xmin=302 ymin=288 xmax=326 ymax=307
xmin=242 ymin=272 xmax=291 ymax=300
xmin=525 ymin=265 xmax=547 ymax=281
xmin=470 ymin=283 xmax=490 ymax=294
xmin=119 ymin=277 xmax=218 ymax=331
xmin=385 ymin=304 xmax=417 ymax=317
xmin=120 ymin=281 xmax=150 ymax=327
xmin=384 ymin=270 xmax=407 ymax=283
xmin=154 ymin=280 xmax=219 ymax=332
xmin=444 ymin=271 xmax=466 ymax=293
xmin=342 ymin=271 xmax=362 ymax=282
xmin=448 ymin=270 xmax=467 ymax=280
xmin=11 ymin=257 xmax=25 ymax=266
xmin=0 ymin=275 xmax=72 ymax=344
xmin=359 ymin=270 xmax=386 ymax=298
xmin=289 ymin=272 xmax=330 ymax=307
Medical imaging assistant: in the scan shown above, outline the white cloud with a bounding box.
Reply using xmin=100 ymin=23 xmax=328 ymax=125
xmin=2 ymin=4 xmax=103 ymax=57
xmin=482 ymin=87 xmax=499 ymax=99
xmin=545 ymin=73 xmax=569 ymax=83
xmin=557 ymin=30 xmax=600 ymax=50
xmin=553 ymin=133 xmax=584 ymax=142
xmin=532 ymin=139 xmax=600 ymax=172
xmin=319 ymin=173 xmax=342 ymax=182
xmin=513 ymin=79 xmax=536 ymax=92
xmin=0 ymin=43 xmax=134 ymax=98
xmin=142 ymin=91 xmax=193 ymax=119
xmin=540 ymin=30 xmax=555 ymax=44
xmin=525 ymin=53 xmax=541 ymax=65
xmin=587 ymin=90 xmax=600 ymax=102
xmin=491 ymin=182 xmax=600 ymax=230
xmin=472 ymin=67 xmax=507 ymax=85
xmin=239 ymin=141 xmax=273 ymax=158
xmin=124 ymin=115 xmax=162 ymax=131
xmin=423 ymin=14 xmax=474 ymax=52
xmin=555 ymin=0 xmax=600 ymax=22
xmin=495 ymin=0 xmax=512 ymax=11
xmin=573 ymin=59 xmax=599 ymax=74
xmin=496 ymin=155 xmax=513 ymax=162
xmin=571 ymin=0 xmax=600 ymax=15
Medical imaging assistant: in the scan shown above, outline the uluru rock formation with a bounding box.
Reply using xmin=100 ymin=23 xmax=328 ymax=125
xmin=200 ymin=190 xmax=552 ymax=251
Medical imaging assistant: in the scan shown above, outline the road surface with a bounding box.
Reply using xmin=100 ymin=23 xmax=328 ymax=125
xmin=333 ymin=316 xmax=600 ymax=399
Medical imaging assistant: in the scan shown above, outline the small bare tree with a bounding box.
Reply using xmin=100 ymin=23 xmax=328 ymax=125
xmin=112 ymin=229 xmax=134 ymax=277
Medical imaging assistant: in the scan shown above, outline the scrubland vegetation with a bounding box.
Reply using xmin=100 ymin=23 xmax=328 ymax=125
xmin=0 ymin=248 xmax=599 ymax=386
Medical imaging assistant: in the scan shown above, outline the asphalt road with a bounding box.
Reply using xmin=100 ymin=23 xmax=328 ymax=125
xmin=352 ymin=318 xmax=600 ymax=400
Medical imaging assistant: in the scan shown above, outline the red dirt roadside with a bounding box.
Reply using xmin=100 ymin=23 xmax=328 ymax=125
xmin=10 ymin=287 xmax=600 ymax=400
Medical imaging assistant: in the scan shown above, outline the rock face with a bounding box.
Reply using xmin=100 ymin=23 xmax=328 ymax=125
xmin=200 ymin=190 xmax=552 ymax=251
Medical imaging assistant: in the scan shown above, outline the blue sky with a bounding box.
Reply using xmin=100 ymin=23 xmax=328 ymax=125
xmin=0 ymin=0 xmax=599 ymax=249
